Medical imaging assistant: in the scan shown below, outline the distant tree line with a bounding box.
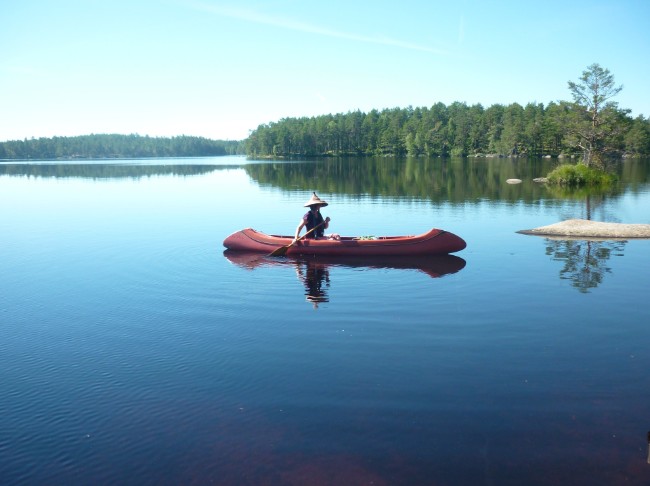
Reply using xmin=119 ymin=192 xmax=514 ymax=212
xmin=0 ymin=134 xmax=244 ymax=160
xmin=3 ymin=66 xmax=647 ymax=163
xmin=245 ymin=102 xmax=650 ymax=159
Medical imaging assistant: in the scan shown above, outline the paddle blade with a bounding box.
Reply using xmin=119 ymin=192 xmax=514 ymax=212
xmin=269 ymin=245 xmax=289 ymax=257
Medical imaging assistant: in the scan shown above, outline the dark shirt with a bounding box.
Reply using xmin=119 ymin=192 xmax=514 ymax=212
xmin=303 ymin=210 xmax=325 ymax=238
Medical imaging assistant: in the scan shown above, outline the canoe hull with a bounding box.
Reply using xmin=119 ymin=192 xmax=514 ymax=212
xmin=223 ymin=228 xmax=466 ymax=256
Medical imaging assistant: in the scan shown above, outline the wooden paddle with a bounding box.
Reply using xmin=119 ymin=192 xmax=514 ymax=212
xmin=269 ymin=220 xmax=327 ymax=257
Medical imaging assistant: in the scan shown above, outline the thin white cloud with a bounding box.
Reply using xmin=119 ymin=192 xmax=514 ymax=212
xmin=458 ymin=15 xmax=465 ymax=45
xmin=186 ymin=2 xmax=449 ymax=55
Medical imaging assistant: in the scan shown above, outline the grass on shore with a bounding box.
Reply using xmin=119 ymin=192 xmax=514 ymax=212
xmin=546 ymin=163 xmax=617 ymax=187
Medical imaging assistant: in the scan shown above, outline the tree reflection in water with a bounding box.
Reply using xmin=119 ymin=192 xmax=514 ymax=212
xmin=541 ymin=183 xmax=629 ymax=293
xmin=544 ymin=238 xmax=626 ymax=293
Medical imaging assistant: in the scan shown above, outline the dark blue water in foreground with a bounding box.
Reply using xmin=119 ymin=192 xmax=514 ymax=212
xmin=1 ymin=157 xmax=649 ymax=485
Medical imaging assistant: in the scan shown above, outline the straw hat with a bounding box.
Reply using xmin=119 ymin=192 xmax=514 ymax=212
xmin=304 ymin=192 xmax=328 ymax=207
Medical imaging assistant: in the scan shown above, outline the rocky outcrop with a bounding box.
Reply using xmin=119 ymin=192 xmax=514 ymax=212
xmin=518 ymin=219 xmax=650 ymax=239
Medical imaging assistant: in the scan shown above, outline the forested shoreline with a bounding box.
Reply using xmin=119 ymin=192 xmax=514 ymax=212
xmin=245 ymin=101 xmax=650 ymax=159
xmin=3 ymin=64 xmax=649 ymax=163
xmin=0 ymin=134 xmax=244 ymax=160
xmin=4 ymin=106 xmax=648 ymax=161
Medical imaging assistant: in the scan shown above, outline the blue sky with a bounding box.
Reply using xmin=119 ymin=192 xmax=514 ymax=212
xmin=2 ymin=0 xmax=649 ymax=142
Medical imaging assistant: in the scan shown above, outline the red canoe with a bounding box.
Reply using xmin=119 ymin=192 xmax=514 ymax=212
xmin=223 ymin=227 xmax=466 ymax=256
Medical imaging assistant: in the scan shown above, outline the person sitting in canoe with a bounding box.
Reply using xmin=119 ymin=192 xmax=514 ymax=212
xmin=292 ymin=192 xmax=331 ymax=243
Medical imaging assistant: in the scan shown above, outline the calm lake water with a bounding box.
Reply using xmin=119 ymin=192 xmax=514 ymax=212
xmin=1 ymin=156 xmax=649 ymax=485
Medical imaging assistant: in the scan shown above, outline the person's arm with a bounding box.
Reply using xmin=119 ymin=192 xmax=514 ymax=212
xmin=293 ymin=219 xmax=306 ymax=243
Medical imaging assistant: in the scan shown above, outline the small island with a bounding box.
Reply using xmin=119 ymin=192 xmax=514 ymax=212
xmin=518 ymin=219 xmax=650 ymax=239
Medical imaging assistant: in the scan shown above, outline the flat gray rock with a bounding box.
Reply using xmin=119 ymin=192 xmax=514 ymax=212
xmin=518 ymin=219 xmax=650 ymax=239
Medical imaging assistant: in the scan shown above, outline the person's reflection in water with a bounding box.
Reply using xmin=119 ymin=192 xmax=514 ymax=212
xmin=296 ymin=260 xmax=330 ymax=309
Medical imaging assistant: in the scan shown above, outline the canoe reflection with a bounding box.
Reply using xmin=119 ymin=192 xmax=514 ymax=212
xmin=223 ymin=251 xmax=466 ymax=307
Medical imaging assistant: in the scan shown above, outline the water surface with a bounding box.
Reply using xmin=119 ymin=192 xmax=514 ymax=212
xmin=1 ymin=156 xmax=649 ymax=485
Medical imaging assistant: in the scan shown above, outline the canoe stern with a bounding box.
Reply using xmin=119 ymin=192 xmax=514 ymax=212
xmin=435 ymin=230 xmax=467 ymax=254
xmin=223 ymin=228 xmax=291 ymax=252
